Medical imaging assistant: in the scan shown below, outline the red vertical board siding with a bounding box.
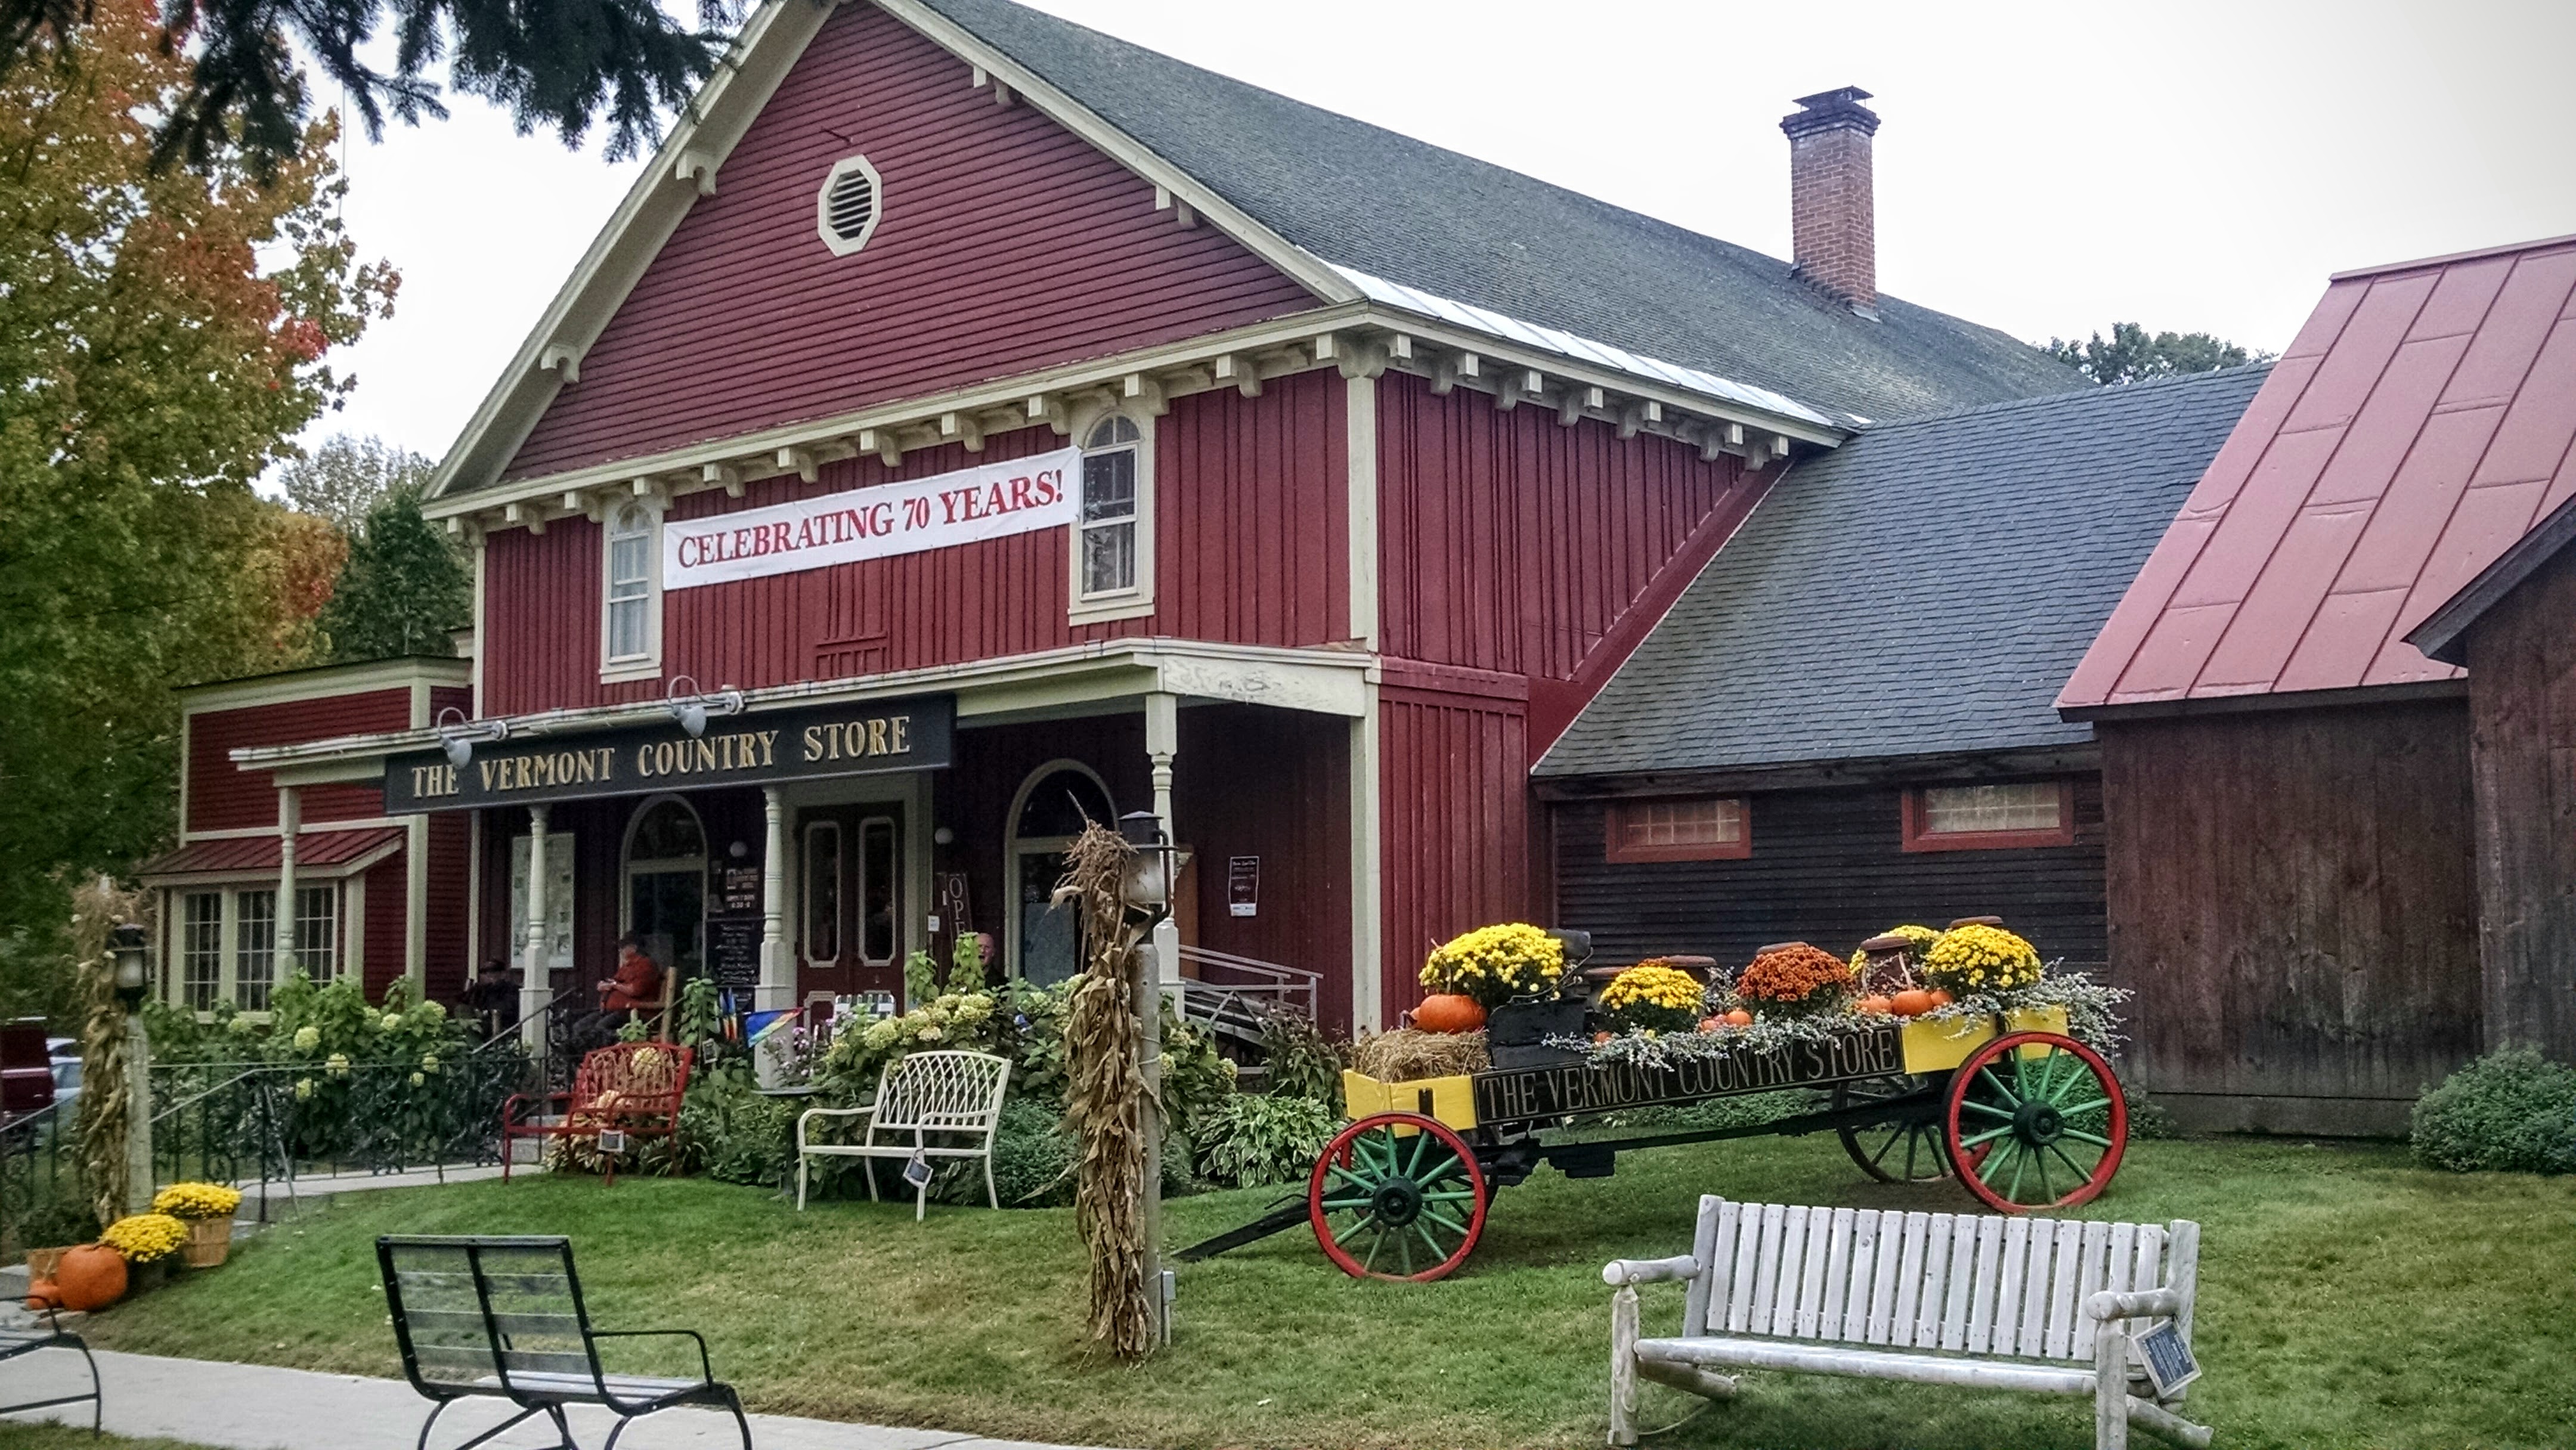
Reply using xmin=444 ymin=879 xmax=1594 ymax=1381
xmin=1376 ymin=371 xmax=1750 ymax=681
xmin=1379 ymin=688 xmax=1529 ymax=1015
xmin=502 ymin=3 xmax=1313 ymax=481
xmin=363 ymin=856 xmax=407 ymax=1001
xmin=1172 ymin=705 xmax=1353 ymax=1033
xmin=423 ymin=812 xmax=470 ymax=1004
xmin=484 ymin=377 xmax=1346 ymax=715
xmin=187 ymin=692 xmax=413 ymax=832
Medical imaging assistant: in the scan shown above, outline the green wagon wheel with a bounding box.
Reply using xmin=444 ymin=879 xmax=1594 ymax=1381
xmin=1943 ymin=1032 xmax=2128 ymax=1213
xmin=1308 ymin=1112 xmax=1489 ymax=1281
xmin=1833 ymin=1076 xmax=1952 ymax=1183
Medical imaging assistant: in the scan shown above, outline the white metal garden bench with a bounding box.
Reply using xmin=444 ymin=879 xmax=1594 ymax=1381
xmin=795 ymin=1049 xmax=1011 ymax=1219
xmin=1604 ymin=1197 xmax=2209 ymax=1450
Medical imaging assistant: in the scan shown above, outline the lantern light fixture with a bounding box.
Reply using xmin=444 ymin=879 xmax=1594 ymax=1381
xmin=1118 ymin=810 xmax=1176 ymax=912
xmin=108 ymin=921 xmax=149 ymax=1006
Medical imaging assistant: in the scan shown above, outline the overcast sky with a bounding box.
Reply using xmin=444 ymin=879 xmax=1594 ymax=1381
xmin=306 ymin=0 xmax=2576 ymax=466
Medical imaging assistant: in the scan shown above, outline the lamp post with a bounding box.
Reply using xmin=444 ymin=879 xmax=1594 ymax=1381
xmin=107 ymin=922 xmax=152 ymax=1214
xmin=1117 ymin=810 xmax=1179 ymax=1345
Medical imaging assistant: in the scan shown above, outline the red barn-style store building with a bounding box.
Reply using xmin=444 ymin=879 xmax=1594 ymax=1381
xmin=206 ymin=0 xmax=2082 ymax=1033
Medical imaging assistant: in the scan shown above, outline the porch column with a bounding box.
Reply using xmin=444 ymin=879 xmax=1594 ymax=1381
xmin=1144 ymin=691 xmax=1180 ymax=996
xmin=275 ymin=785 xmax=301 ymax=982
xmin=518 ymin=802 xmax=551 ymax=1045
xmin=758 ymin=786 xmax=791 ymax=1012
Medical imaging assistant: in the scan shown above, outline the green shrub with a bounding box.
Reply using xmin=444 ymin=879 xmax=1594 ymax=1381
xmin=1194 ymin=1093 xmax=1343 ymax=1188
xmin=2412 ymin=1047 xmax=2576 ymax=1173
xmin=1257 ymin=1012 xmax=1346 ymax=1106
xmin=931 ymin=1096 xmax=1075 ymax=1208
xmin=679 ymin=1076 xmax=800 ymax=1187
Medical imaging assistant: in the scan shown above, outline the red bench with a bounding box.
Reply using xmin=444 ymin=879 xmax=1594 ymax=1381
xmin=501 ymin=1042 xmax=693 ymax=1186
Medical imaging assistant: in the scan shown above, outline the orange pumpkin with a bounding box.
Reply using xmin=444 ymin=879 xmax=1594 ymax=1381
xmin=54 ymin=1244 xmax=126 ymax=1312
xmin=1412 ymin=993 xmax=1487 ymax=1034
xmin=1857 ymin=995 xmax=1894 ymax=1015
xmin=1926 ymin=989 xmax=1955 ymax=1008
xmin=23 ymin=1277 xmax=58 ymax=1310
xmin=1723 ymin=1008 xmax=1754 ymax=1026
xmin=1889 ymin=989 xmax=1936 ymax=1018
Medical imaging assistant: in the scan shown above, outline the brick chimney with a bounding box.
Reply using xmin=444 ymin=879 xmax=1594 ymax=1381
xmin=1781 ymin=86 xmax=1881 ymax=316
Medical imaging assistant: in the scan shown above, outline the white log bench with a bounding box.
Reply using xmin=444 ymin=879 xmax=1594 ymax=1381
xmin=1604 ymin=1197 xmax=2209 ymax=1450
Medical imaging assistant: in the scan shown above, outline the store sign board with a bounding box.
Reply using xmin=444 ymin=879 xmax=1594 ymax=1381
xmin=384 ymin=695 xmax=954 ymax=813
xmin=663 ymin=448 xmax=1080 ymax=590
xmin=1470 ymin=1025 xmax=1904 ymax=1125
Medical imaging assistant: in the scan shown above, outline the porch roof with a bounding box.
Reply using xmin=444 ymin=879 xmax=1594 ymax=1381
xmin=137 ymin=828 xmax=406 ymax=885
xmin=224 ymin=639 xmax=1376 ymax=780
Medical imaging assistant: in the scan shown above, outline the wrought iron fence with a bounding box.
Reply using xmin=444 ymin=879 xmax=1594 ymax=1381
xmin=148 ymin=1051 xmax=532 ymax=1206
xmin=0 ymin=1102 xmax=82 ymax=1257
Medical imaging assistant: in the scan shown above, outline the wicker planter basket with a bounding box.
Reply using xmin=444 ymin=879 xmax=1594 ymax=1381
xmin=182 ymin=1218 xmax=232 ymax=1269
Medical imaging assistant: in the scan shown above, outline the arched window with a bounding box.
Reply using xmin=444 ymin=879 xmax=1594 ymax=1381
xmin=623 ymin=796 xmax=705 ymax=984
xmin=603 ymin=501 xmax=660 ymax=673
xmin=1005 ymin=763 xmax=1116 ymax=986
xmin=1070 ymin=413 xmax=1154 ymax=621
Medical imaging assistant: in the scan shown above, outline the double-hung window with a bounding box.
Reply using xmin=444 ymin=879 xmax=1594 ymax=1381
xmin=603 ymin=501 xmax=661 ymax=677
xmin=234 ymin=888 xmax=277 ymax=1011
xmin=1605 ymin=797 xmax=1751 ymax=862
xmin=1070 ymin=414 xmax=1155 ymax=621
xmin=181 ymin=893 xmax=224 ymax=1011
xmin=293 ymin=885 xmax=339 ymax=984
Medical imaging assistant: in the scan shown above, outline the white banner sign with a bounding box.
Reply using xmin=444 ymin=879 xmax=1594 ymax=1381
xmin=664 ymin=447 xmax=1080 ymax=590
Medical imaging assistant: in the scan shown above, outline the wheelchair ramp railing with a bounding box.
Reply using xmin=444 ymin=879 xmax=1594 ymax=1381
xmin=1174 ymin=946 xmax=1319 ymax=1049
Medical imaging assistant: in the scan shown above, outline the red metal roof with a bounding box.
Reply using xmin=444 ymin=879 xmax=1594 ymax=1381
xmin=2060 ymin=233 xmax=2576 ymax=711
xmin=137 ymin=828 xmax=404 ymax=881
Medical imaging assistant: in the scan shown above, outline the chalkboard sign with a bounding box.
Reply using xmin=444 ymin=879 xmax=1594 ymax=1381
xmin=708 ymin=917 xmax=763 ymax=989
xmin=2132 ymin=1321 xmax=2200 ymax=1397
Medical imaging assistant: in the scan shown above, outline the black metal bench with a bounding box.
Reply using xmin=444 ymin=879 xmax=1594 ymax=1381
xmin=0 ymin=1301 xmax=101 ymax=1433
xmin=378 ymin=1235 xmax=750 ymax=1450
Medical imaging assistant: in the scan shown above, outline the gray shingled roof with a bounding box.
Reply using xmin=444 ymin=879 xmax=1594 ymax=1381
xmin=915 ymin=0 xmax=2085 ymax=424
xmin=1534 ymin=364 xmax=2273 ymax=778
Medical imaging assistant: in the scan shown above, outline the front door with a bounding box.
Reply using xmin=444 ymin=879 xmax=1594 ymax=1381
xmin=799 ymin=805 xmax=907 ymax=1002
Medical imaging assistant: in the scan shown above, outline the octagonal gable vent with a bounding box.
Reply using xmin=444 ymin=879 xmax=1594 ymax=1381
xmin=816 ymin=155 xmax=883 ymax=256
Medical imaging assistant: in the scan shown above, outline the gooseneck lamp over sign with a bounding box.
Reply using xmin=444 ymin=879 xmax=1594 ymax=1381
xmin=665 ymin=676 xmax=747 ymax=739
xmin=435 ymin=706 xmax=510 ymax=768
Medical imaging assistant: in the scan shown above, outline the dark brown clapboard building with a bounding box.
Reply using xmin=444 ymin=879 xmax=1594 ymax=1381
xmin=2060 ymin=233 xmax=2576 ymax=1135
xmin=1535 ymin=366 xmax=2271 ymax=978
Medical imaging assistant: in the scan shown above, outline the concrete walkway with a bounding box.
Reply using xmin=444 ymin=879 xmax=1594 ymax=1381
xmin=2 ymin=1349 xmax=1119 ymax=1450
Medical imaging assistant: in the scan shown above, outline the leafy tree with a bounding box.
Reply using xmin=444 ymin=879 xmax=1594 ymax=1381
xmin=281 ymin=432 xmax=429 ymax=534
xmin=0 ymin=0 xmax=392 ymax=1019
xmin=2042 ymin=323 xmax=2271 ymax=386
xmin=317 ymin=482 xmax=472 ymax=661
xmin=1 ymin=0 xmax=736 ymax=178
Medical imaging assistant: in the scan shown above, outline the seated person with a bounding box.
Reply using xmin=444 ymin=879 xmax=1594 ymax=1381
xmin=569 ymin=935 xmax=664 ymax=1050
xmin=460 ymin=958 xmax=522 ymax=1037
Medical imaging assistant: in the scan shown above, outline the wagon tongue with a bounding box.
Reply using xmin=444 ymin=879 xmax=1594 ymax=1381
xmin=1173 ymin=1195 xmax=1309 ymax=1262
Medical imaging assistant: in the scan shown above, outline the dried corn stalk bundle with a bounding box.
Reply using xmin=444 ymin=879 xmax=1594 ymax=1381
xmin=72 ymin=876 xmax=138 ymax=1224
xmin=1054 ymin=822 xmax=1156 ymax=1360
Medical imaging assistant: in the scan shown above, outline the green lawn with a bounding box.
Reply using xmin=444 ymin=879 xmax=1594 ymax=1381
xmin=70 ymin=1135 xmax=2576 ymax=1450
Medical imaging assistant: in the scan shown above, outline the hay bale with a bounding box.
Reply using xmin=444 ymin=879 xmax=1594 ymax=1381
xmin=1351 ymin=1028 xmax=1491 ymax=1082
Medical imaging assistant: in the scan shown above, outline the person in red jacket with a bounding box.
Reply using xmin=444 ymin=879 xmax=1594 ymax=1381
xmin=598 ymin=934 xmax=664 ymax=1013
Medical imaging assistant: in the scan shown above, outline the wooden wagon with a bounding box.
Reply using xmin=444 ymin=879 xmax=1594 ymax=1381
xmin=1181 ymin=1005 xmax=2129 ymax=1282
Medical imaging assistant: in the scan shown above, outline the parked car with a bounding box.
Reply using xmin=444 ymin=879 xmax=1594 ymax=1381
xmin=48 ymin=1037 xmax=80 ymax=1110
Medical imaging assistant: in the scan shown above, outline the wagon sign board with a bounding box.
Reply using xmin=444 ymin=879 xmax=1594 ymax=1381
xmin=1470 ymin=1023 xmax=1904 ymax=1125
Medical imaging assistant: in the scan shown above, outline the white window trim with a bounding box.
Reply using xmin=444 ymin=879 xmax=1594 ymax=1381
xmin=600 ymin=500 xmax=664 ymax=683
xmin=165 ymin=882 xmax=347 ymax=1015
xmin=1067 ymin=405 xmax=1157 ymax=625
xmin=816 ymin=154 xmax=885 ymax=258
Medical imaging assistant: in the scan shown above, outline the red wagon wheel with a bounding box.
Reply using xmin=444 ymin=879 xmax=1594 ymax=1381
xmin=1308 ymin=1112 xmax=1488 ymax=1281
xmin=1943 ymin=1032 xmax=2127 ymax=1213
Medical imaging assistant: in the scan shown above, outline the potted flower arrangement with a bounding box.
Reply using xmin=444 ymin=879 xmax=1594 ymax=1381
xmin=1596 ymin=961 xmax=1708 ymax=1036
xmin=151 ymin=1182 xmax=244 ymax=1268
xmin=98 ymin=1212 xmax=189 ymax=1291
xmin=1731 ymin=942 xmax=1855 ymax=1018
xmin=1420 ymin=924 xmax=1575 ymax=1058
xmin=1921 ymin=923 xmax=2044 ymax=997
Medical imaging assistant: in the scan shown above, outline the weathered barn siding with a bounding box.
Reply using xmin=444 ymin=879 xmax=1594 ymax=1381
xmin=186 ymin=692 xmax=411 ymax=832
xmin=502 ymin=1 xmax=1314 ymax=481
xmin=1380 ymin=671 xmax=1529 ymax=1015
xmin=2461 ymin=546 xmax=2576 ymax=1058
xmin=1375 ymin=371 xmax=1756 ymax=692
xmin=2098 ymin=700 xmax=2481 ymax=1134
xmin=484 ymin=375 xmax=1345 ymax=716
xmin=1552 ymin=779 xmax=2109 ymax=970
